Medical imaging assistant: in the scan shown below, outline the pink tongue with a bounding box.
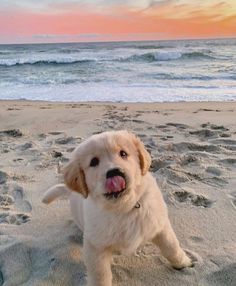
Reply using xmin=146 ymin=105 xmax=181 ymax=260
xmin=105 ymin=176 xmax=126 ymax=193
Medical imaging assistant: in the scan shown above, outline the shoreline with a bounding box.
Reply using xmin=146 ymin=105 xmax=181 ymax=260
xmin=1 ymin=98 xmax=236 ymax=106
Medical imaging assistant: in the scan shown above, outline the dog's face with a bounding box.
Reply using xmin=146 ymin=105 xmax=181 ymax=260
xmin=64 ymin=130 xmax=151 ymax=212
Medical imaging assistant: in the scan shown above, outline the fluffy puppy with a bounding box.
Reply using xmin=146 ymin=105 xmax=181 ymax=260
xmin=43 ymin=130 xmax=192 ymax=286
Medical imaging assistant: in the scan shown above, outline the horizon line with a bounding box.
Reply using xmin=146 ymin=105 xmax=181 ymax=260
xmin=0 ymin=35 xmax=235 ymax=46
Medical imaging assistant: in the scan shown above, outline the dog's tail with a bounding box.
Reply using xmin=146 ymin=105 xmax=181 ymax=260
xmin=42 ymin=184 xmax=70 ymax=204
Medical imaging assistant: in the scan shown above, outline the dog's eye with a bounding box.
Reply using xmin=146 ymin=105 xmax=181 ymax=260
xmin=120 ymin=150 xmax=128 ymax=159
xmin=90 ymin=157 xmax=99 ymax=167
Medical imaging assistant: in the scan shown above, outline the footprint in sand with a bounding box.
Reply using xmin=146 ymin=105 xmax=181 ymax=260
xmin=228 ymin=192 xmax=236 ymax=210
xmin=202 ymin=263 xmax=236 ymax=286
xmin=150 ymin=158 xmax=170 ymax=172
xmin=0 ymin=212 xmax=30 ymax=225
xmin=209 ymin=124 xmax=229 ymax=131
xmin=198 ymin=124 xmax=231 ymax=137
xmin=168 ymin=142 xmax=221 ymax=153
xmin=173 ymin=190 xmax=213 ymax=208
xmin=55 ymin=136 xmax=76 ymax=145
xmin=0 ymin=171 xmax=8 ymax=185
xmin=0 ymin=194 xmax=14 ymax=209
xmin=219 ymin=158 xmax=236 ymax=166
xmin=0 ymin=235 xmax=32 ymax=285
xmin=189 ymin=129 xmax=219 ymax=139
xmin=205 ymin=166 xmax=222 ymax=177
xmin=0 ymin=184 xmax=32 ymax=225
xmin=189 ymin=236 xmax=204 ymax=243
xmin=17 ymin=142 xmax=33 ymax=151
xmin=12 ymin=185 xmax=32 ymax=212
xmin=48 ymin=131 xmax=64 ymax=135
xmin=0 ymin=270 xmax=3 ymax=286
xmin=180 ymin=154 xmax=199 ymax=166
xmin=0 ymin=129 xmax=23 ymax=138
xmin=194 ymin=109 xmax=221 ymax=113
xmin=166 ymin=122 xmax=189 ymax=129
xmin=210 ymin=139 xmax=236 ymax=152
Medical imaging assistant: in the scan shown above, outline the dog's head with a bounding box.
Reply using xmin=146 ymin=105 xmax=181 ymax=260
xmin=64 ymin=130 xmax=151 ymax=212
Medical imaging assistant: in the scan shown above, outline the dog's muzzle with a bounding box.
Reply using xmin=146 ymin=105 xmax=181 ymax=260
xmin=104 ymin=168 xmax=126 ymax=199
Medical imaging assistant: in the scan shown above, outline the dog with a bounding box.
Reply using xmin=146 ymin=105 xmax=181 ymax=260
xmin=42 ymin=130 xmax=192 ymax=286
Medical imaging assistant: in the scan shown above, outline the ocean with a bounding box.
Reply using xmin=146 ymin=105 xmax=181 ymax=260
xmin=0 ymin=38 xmax=236 ymax=102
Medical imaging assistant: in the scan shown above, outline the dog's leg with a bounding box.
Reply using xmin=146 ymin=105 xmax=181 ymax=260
xmin=84 ymin=240 xmax=112 ymax=286
xmin=153 ymin=220 xmax=192 ymax=269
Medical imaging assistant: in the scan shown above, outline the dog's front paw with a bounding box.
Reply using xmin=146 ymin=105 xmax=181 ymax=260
xmin=172 ymin=251 xmax=193 ymax=270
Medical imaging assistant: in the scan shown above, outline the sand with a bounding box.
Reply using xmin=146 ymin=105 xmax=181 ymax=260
xmin=0 ymin=100 xmax=236 ymax=286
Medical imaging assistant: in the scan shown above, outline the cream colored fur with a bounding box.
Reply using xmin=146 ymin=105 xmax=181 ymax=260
xmin=42 ymin=130 xmax=192 ymax=286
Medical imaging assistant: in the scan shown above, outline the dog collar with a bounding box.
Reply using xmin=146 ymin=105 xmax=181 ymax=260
xmin=134 ymin=201 xmax=141 ymax=209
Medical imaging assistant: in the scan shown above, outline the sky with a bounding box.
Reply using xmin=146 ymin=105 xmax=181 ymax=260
xmin=0 ymin=0 xmax=236 ymax=44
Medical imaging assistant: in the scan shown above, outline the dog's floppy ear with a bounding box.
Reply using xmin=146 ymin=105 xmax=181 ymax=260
xmin=132 ymin=133 xmax=151 ymax=175
xmin=64 ymin=160 xmax=89 ymax=198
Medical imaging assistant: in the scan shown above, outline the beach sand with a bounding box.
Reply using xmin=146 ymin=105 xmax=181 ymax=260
xmin=0 ymin=100 xmax=236 ymax=286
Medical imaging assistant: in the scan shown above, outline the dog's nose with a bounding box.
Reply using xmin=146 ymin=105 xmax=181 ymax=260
xmin=106 ymin=168 xmax=123 ymax=179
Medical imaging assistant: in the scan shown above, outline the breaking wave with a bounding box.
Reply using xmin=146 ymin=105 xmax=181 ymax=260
xmin=0 ymin=50 xmax=216 ymax=67
xmin=121 ymin=51 xmax=215 ymax=62
xmin=0 ymin=58 xmax=95 ymax=67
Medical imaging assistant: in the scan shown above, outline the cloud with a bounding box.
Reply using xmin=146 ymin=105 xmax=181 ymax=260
xmin=33 ymin=33 xmax=101 ymax=39
xmin=0 ymin=0 xmax=49 ymax=11
xmin=32 ymin=33 xmax=114 ymax=40
xmin=1 ymin=0 xmax=235 ymax=19
xmin=32 ymin=32 xmax=165 ymax=39
xmin=0 ymin=0 xmax=174 ymax=12
xmin=30 ymin=32 xmax=167 ymax=43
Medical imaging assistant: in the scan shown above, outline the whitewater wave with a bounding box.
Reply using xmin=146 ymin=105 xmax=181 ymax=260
xmin=0 ymin=49 xmax=217 ymax=67
xmin=0 ymin=58 xmax=95 ymax=67
xmin=121 ymin=51 xmax=215 ymax=62
xmin=131 ymin=44 xmax=173 ymax=50
xmin=0 ymin=51 xmax=12 ymax=55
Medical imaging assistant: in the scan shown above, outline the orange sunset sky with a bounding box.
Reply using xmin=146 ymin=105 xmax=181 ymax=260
xmin=0 ymin=0 xmax=236 ymax=44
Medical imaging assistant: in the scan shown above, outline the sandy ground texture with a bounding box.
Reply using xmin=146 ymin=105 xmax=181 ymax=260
xmin=0 ymin=100 xmax=236 ymax=286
